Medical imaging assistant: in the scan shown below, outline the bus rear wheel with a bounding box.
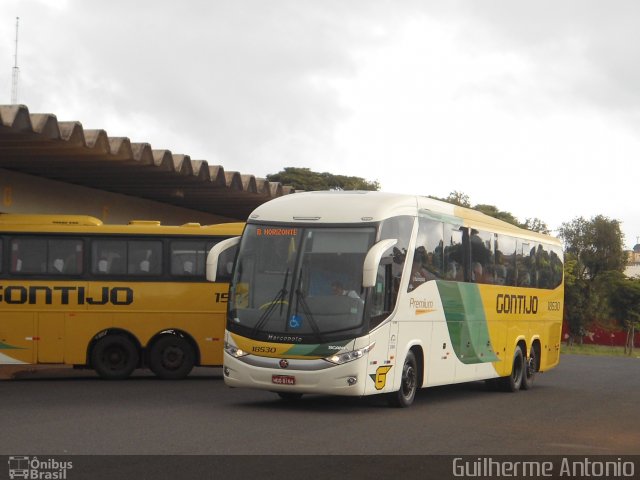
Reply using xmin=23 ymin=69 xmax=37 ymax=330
xmin=500 ymin=345 xmax=524 ymax=392
xmin=148 ymin=335 xmax=196 ymax=379
xmin=521 ymin=345 xmax=538 ymax=390
xmin=388 ymin=350 xmax=418 ymax=408
xmin=91 ymin=334 xmax=139 ymax=380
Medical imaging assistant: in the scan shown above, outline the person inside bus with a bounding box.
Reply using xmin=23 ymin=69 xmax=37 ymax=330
xmin=139 ymin=259 xmax=150 ymax=273
xmin=331 ymin=281 xmax=361 ymax=300
xmin=471 ymin=262 xmax=484 ymax=283
xmin=183 ymin=260 xmax=194 ymax=275
xmin=52 ymin=258 xmax=65 ymax=274
xmin=97 ymin=257 xmax=109 ymax=274
xmin=445 ymin=261 xmax=462 ymax=281
xmin=518 ymin=271 xmax=531 ymax=287
xmin=409 ymin=252 xmax=436 ymax=290
xmin=494 ymin=264 xmax=507 ymax=285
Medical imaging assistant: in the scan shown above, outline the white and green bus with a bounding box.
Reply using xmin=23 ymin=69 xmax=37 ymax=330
xmin=207 ymin=192 xmax=563 ymax=407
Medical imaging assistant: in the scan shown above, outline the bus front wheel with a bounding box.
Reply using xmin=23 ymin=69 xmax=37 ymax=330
xmin=148 ymin=335 xmax=196 ymax=379
xmin=388 ymin=350 xmax=418 ymax=408
xmin=91 ymin=334 xmax=139 ymax=380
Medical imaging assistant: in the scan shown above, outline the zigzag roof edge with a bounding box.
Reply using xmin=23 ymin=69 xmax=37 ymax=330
xmin=0 ymin=104 xmax=293 ymax=195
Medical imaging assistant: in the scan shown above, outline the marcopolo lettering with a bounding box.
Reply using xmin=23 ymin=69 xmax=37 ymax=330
xmin=496 ymin=293 xmax=538 ymax=315
xmin=0 ymin=285 xmax=134 ymax=306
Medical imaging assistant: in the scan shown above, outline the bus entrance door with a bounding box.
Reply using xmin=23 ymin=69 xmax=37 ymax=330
xmin=37 ymin=313 xmax=65 ymax=363
xmin=364 ymin=320 xmax=398 ymax=395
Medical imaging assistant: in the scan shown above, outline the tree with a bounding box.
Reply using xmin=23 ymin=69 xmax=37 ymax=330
xmin=523 ymin=218 xmax=550 ymax=235
xmin=600 ymin=271 xmax=640 ymax=355
xmin=558 ymin=215 xmax=626 ymax=280
xmin=266 ymin=167 xmax=380 ymax=191
xmin=444 ymin=191 xmax=471 ymax=208
xmin=562 ymin=255 xmax=589 ymax=343
xmin=558 ymin=215 xmax=627 ymax=341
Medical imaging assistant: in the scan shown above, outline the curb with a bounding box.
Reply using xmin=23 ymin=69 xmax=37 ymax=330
xmin=0 ymin=364 xmax=75 ymax=380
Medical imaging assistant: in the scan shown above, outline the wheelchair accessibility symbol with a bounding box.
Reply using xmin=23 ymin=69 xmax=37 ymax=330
xmin=289 ymin=315 xmax=302 ymax=329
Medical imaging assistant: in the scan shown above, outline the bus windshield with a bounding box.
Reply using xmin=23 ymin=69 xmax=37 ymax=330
xmin=228 ymin=224 xmax=377 ymax=342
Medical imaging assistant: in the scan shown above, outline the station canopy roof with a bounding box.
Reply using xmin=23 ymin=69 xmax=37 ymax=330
xmin=0 ymin=105 xmax=295 ymax=220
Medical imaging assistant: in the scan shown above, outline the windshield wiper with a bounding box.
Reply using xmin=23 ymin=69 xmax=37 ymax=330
xmin=252 ymin=268 xmax=289 ymax=336
xmin=292 ymin=268 xmax=323 ymax=343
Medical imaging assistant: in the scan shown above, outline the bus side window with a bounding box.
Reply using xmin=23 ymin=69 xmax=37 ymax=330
xmin=92 ymin=239 xmax=126 ymax=275
xmin=48 ymin=239 xmax=83 ymax=275
xmin=170 ymin=240 xmax=210 ymax=277
xmin=216 ymin=244 xmax=237 ymax=282
xmin=516 ymin=240 xmax=534 ymax=287
xmin=10 ymin=240 xmax=21 ymax=272
xmin=10 ymin=238 xmax=46 ymax=274
xmin=408 ymin=218 xmax=444 ymax=292
xmin=369 ymin=215 xmax=413 ymax=328
xmin=469 ymin=229 xmax=495 ymax=284
xmin=128 ymin=241 xmax=162 ymax=275
xmin=549 ymin=246 xmax=564 ymax=289
xmin=495 ymin=234 xmax=517 ymax=286
xmin=444 ymin=225 xmax=463 ymax=281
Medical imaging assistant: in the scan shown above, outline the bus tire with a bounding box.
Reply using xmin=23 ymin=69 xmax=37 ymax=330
xmin=501 ymin=345 xmax=524 ymax=392
xmin=148 ymin=335 xmax=196 ymax=379
xmin=91 ymin=334 xmax=139 ymax=380
xmin=521 ymin=345 xmax=538 ymax=390
xmin=388 ymin=350 xmax=418 ymax=408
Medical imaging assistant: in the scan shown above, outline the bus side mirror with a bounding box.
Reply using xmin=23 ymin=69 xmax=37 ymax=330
xmin=362 ymin=239 xmax=397 ymax=288
xmin=206 ymin=236 xmax=240 ymax=282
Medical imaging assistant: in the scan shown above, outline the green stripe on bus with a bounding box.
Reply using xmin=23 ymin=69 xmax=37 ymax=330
xmin=436 ymin=281 xmax=498 ymax=364
xmin=285 ymin=339 xmax=352 ymax=357
xmin=0 ymin=341 xmax=25 ymax=350
xmin=418 ymin=209 xmax=462 ymax=227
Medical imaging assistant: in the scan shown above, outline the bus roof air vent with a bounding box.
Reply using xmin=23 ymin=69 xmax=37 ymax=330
xmin=128 ymin=220 xmax=161 ymax=226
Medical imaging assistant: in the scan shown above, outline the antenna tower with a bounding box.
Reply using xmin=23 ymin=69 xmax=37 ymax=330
xmin=11 ymin=17 xmax=20 ymax=104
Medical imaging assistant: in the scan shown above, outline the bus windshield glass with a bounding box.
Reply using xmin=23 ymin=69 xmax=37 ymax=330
xmin=228 ymin=224 xmax=377 ymax=342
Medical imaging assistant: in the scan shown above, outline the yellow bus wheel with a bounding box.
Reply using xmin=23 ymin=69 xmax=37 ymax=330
xmin=148 ymin=335 xmax=195 ymax=380
xmin=91 ymin=334 xmax=139 ymax=380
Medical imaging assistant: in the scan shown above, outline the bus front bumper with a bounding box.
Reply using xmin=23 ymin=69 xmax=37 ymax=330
xmin=223 ymin=352 xmax=368 ymax=397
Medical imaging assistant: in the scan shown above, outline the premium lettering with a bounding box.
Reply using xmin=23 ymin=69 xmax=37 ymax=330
xmin=409 ymin=298 xmax=434 ymax=309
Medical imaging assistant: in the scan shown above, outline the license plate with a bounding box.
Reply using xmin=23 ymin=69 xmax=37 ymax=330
xmin=272 ymin=375 xmax=296 ymax=385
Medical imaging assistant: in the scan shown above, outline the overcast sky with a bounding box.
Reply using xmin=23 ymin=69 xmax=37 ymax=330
xmin=1 ymin=0 xmax=639 ymax=247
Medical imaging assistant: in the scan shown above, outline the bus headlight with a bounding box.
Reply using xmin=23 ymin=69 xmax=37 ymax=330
xmin=324 ymin=342 xmax=375 ymax=365
xmin=224 ymin=342 xmax=249 ymax=358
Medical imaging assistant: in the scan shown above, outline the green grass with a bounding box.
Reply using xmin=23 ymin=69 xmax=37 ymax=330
xmin=561 ymin=343 xmax=638 ymax=357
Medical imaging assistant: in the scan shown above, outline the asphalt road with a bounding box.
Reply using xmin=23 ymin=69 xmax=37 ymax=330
xmin=0 ymin=354 xmax=639 ymax=456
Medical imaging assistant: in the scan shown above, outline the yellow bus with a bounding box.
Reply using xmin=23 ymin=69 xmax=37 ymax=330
xmin=208 ymin=192 xmax=564 ymax=406
xmin=0 ymin=214 xmax=243 ymax=379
